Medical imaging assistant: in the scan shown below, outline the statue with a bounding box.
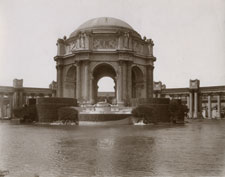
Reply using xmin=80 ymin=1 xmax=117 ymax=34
xmin=124 ymin=32 xmax=129 ymax=48
xmin=80 ymin=33 xmax=85 ymax=48
xmin=147 ymin=39 xmax=154 ymax=55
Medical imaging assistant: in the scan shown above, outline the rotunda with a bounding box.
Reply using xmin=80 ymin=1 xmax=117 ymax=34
xmin=54 ymin=17 xmax=156 ymax=105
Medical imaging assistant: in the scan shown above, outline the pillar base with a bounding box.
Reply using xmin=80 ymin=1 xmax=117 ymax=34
xmin=193 ymin=111 xmax=199 ymax=118
xmin=188 ymin=113 xmax=193 ymax=118
xmin=89 ymin=99 xmax=95 ymax=105
xmin=117 ymin=101 xmax=124 ymax=107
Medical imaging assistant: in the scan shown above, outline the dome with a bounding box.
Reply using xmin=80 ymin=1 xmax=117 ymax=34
xmin=70 ymin=17 xmax=134 ymax=38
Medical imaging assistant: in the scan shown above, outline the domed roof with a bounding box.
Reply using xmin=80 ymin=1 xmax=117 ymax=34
xmin=70 ymin=17 xmax=134 ymax=38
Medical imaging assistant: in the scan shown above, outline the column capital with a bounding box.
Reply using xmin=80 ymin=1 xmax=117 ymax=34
xmin=83 ymin=60 xmax=90 ymax=65
xmin=146 ymin=65 xmax=154 ymax=70
xmin=74 ymin=60 xmax=81 ymax=66
xmin=90 ymin=76 xmax=94 ymax=80
xmin=118 ymin=60 xmax=123 ymax=66
xmin=56 ymin=64 xmax=63 ymax=70
xmin=216 ymin=92 xmax=222 ymax=96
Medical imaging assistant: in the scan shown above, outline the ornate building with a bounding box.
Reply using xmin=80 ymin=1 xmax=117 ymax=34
xmin=54 ymin=17 xmax=156 ymax=105
xmin=0 ymin=18 xmax=224 ymax=119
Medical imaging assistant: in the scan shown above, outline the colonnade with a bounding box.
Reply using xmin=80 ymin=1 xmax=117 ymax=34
xmin=58 ymin=60 xmax=154 ymax=105
xmin=0 ymin=92 xmax=55 ymax=118
xmin=160 ymin=92 xmax=223 ymax=119
xmin=205 ymin=94 xmax=221 ymax=119
xmin=0 ymin=94 xmax=13 ymax=118
xmin=188 ymin=92 xmax=222 ymax=119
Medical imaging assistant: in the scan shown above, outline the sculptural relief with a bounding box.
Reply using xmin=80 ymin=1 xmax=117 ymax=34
xmin=93 ymin=38 xmax=116 ymax=49
xmin=71 ymin=39 xmax=79 ymax=50
xmin=70 ymin=32 xmax=89 ymax=51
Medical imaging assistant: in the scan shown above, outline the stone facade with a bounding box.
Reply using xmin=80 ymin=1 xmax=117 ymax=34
xmin=0 ymin=79 xmax=56 ymax=118
xmin=153 ymin=80 xmax=225 ymax=119
xmin=54 ymin=17 xmax=156 ymax=106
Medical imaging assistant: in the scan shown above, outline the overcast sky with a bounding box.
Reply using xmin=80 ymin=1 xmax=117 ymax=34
xmin=0 ymin=0 xmax=224 ymax=90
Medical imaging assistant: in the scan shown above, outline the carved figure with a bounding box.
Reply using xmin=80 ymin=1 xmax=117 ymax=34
xmin=80 ymin=33 xmax=85 ymax=48
xmin=93 ymin=39 xmax=116 ymax=49
xmin=93 ymin=39 xmax=101 ymax=49
xmin=124 ymin=32 xmax=129 ymax=48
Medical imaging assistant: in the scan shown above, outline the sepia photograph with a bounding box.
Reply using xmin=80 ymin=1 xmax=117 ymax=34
xmin=0 ymin=0 xmax=225 ymax=176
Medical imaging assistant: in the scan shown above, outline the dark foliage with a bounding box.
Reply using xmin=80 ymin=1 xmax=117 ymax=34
xmin=132 ymin=105 xmax=155 ymax=124
xmin=169 ymin=100 xmax=189 ymax=122
xmin=58 ymin=107 xmax=78 ymax=123
xmin=13 ymin=107 xmax=26 ymax=118
xmin=12 ymin=105 xmax=37 ymax=122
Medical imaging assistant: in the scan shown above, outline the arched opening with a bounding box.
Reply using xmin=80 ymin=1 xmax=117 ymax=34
xmin=97 ymin=77 xmax=115 ymax=103
xmin=132 ymin=66 xmax=144 ymax=98
xmin=92 ymin=63 xmax=116 ymax=104
xmin=64 ymin=66 xmax=76 ymax=98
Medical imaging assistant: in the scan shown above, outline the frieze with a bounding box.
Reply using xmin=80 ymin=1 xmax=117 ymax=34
xmin=93 ymin=38 xmax=117 ymax=49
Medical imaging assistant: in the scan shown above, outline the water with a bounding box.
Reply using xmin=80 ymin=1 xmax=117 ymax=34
xmin=1 ymin=120 xmax=225 ymax=176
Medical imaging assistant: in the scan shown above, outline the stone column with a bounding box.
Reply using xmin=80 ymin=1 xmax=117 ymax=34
xmin=189 ymin=92 xmax=193 ymax=118
xmin=75 ymin=62 xmax=81 ymax=100
xmin=123 ymin=62 xmax=127 ymax=102
xmin=13 ymin=91 xmax=18 ymax=108
xmin=116 ymin=62 xmax=123 ymax=105
xmin=9 ymin=94 xmax=13 ymax=118
xmin=193 ymin=92 xmax=198 ymax=118
xmin=56 ymin=65 xmax=63 ymax=97
xmin=186 ymin=95 xmax=190 ymax=111
xmin=89 ymin=76 xmax=94 ymax=104
xmin=208 ymin=95 xmax=212 ymax=119
xmin=0 ymin=94 xmax=3 ymax=118
xmin=147 ymin=65 xmax=154 ymax=98
xmin=217 ymin=94 xmax=221 ymax=119
xmin=19 ymin=92 xmax=24 ymax=107
xmin=127 ymin=61 xmax=132 ymax=103
xmin=84 ymin=61 xmax=89 ymax=101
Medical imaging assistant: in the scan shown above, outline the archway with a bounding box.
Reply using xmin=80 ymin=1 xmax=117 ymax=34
xmin=92 ymin=63 xmax=116 ymax=104
xmin=132 ymin=66 xmax=144 ymax=98
xmin=64 ymin=66 xmax=76 ymax=98
xmin=97 ymin=77 xmax=115 ymax=104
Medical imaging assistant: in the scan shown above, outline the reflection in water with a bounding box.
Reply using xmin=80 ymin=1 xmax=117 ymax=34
xmin=0 ymin=120 xmax=225 ymax=176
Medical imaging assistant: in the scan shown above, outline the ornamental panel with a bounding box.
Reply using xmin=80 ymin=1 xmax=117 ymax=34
xmin=93 ymin=38 xmax=117 ymax=49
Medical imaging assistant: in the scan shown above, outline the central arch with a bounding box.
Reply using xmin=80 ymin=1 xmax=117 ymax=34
xmin=91 ymin=63 xmax=117 ymax=104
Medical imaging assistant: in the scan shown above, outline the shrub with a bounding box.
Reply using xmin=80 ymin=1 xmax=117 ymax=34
xmin=12 ymin=105 xmax=37 ymax=122
xmin=169 ymin=100 xmax=189 ymax=122
xmin=132 ymin=105 xmax=155 ymax=124
xmin=13 ymin=107 xmax=26 ymax=118
xmin=58 ymin=107 xmax=78 ymax=123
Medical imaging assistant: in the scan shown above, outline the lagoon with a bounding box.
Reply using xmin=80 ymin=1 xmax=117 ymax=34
xmin=0 ymin=120 xmax=225 ymax=176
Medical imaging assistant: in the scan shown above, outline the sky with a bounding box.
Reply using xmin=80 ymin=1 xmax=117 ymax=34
xmin=0 ymin=0 xmax=225 ymax=90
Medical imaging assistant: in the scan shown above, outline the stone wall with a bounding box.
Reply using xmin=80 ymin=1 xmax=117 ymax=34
xmin=36 ymin=98 xmax=77 ymax=122
xmin=79 ymin=113 xmax=131 ymax=122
